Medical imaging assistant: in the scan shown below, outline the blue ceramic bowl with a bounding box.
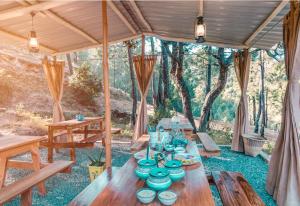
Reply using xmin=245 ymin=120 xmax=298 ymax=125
xmin=136 ymin=188 xmax=156 ymax=204
xmin=76 ymin=114 xmax=85 ymax=121
xmin=158 ymin=190 xmax=177 ymax=205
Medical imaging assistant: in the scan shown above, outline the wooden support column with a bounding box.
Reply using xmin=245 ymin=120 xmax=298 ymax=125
xmin=102 ymin=0 xmax=112 ymax=168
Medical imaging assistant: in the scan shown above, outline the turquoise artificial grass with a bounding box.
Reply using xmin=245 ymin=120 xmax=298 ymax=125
xmin=202 ymin=146 xmax=276 ymax=206
xmin=5 ymin=146 xmax=276 ymax=206
xmin=5 ymin=147 xmax=131 ymax=206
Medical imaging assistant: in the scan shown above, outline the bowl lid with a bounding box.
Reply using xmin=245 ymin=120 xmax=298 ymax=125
xmin=164 ymin=160 xmax=182 ymax=168
xmin=149 ymin=167 xmax=169 ymax=178
xmin=137 ymin=159 xmax=156 ymax=167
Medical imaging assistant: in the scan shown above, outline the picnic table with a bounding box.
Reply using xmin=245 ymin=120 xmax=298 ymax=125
xmin=0 ymin=135 xmax=47 ymax=194
xmin=42 ymin=117 xmax=104 ymax=163
xmin=71 ymin=140 xmax=215 ymax=206
xmin=157 ymin=117 xmax=194 ymax=138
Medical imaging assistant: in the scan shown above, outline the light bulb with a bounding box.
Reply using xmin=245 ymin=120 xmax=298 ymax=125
xmin=28 ymin=31 xmax=39 ymax=52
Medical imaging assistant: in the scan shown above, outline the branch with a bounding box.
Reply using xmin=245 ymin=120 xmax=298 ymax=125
xmin=162 ymin=41 xmax=180 ymax=65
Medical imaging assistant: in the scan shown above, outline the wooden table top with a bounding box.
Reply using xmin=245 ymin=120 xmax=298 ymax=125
xmin=47 ymin=117 xmax=103 ymax=128
xmin=90 ymin=141 xmax=215 ymax=206
xmin=157 ymin=117 xmax=193 ymax=131
xmin=0 ymin=135 xmax=46 ymax=153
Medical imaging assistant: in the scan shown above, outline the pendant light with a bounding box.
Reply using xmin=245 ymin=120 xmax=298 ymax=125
xmin=28 ymin=12 xmax=39 ymax=53
xmin=195 ymin=16 xmax=206 ymax=43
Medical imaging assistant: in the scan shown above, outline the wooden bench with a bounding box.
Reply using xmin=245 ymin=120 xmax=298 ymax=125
xmin=211 ymin=171 xmax=265 ymax=206
xmin=197 ymin=132 xmax=221 ymax=157
xmin=130 ymin=134 xmax=150 ymax=152
xmin=69 ymin=167 xmax=119 ymax=206
xmin=0 ymin=160 xmax=73 ymax=206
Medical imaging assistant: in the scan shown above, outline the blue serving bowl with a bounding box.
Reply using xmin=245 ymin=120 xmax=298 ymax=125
xmin=158 ymin=190 xmax=177 ymax=205
xmin=136 ymin=188 xmax=156 ymax=204
xmin=76 ymin=114 xmax=85 ymax=121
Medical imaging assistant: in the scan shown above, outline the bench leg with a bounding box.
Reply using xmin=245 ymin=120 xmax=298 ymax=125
xmin=102 ymin=138 xmax=106 ymax=147
xmin=84 ymin=125 xmax=88 ymax=139
xmin=21 ymin=189 xmax=32 ymax=206
xmin=48 ymin=127 xmax=54 ymax=163
xmin=31 ymin=147 xmax=46 ymax=195
xmin=67 ymin=129 xmax=76 ymax=162
xmin=0 ymin=157 xmax=7 ymax=188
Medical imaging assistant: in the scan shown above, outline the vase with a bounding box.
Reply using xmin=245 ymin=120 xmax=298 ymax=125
xmin=146 ymin=167 xmax=172 ymax=191
xmin=135 ymin=159 xmax=156 ymax=180
xmin=164 ymin=159 xmax=185 ymax=182
xmin=88 ymin=164 xmax=105 ymax=181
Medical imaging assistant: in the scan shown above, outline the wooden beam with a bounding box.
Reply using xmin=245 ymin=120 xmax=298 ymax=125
xmin=102 ymin=0 xmax=112 ymax=168
xmin=53 ymin=34 xmax=141 ymax=55
xmin=16 ymin=0 xmax=99 ymax=44
xmin=15 ymin=0 xmax=46 ymax=17
xmin=107 ymin=1 xmax=137 ymax=35
xmin=143 ymin=32 xmax=247 ymax=49
xmin=128 ymin=0 xmax=152 ymax=32
xmin=244 ymin=0 xmax=288 ymax=46
xmin=0 ymin=1 xmax=71 ymax=21
xmin=0 ymin=28 xmax=56 ymax=53
xmin=54 ymin=31 xmax=249 ymax=56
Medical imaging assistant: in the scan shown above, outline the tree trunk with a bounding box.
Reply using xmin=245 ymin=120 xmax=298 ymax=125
xmin=259 ymin=51 xmax=265 ymax=137
xmin=161 ymin=40 xmax=170 ymax=105
xmin=73 ymin=52 xmax=78 ymax=64
xmin=168 ymin=42 xmax=196 ymax=132
xmin=252 ymin=96 xmax=256 ymax=125
xmin=150 ymin=37 xmax=156 ymax=105
xmin=156 ymin=58 xmax=163 ymax=107
xmin=265 ymin=89 xmax=268 ymax=127
xmin=200 ymin=46 xmax=212 ymax=131
xmin=255 ymin=92 xmax=262 ymax=133
xmin=66 ymin=53 xmax=73 ymax=75
xmin=126 ymin=42 xmax=137 ymax=127
xmin=198 ymin=48 xmax=230 ymax=132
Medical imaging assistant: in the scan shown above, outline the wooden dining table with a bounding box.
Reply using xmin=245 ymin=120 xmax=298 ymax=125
xmin=72 ymin=140 xmax=215 ymax=206
xmin=42 ymin=117 xmax=104 ymax=163
xmin=157 ymin=117 xmax=194 ymax=138
xmin=0 ymin=135 xmax=47 ymax=195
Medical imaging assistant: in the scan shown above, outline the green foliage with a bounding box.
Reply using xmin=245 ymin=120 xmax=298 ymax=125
xmin=207 ymin=130 xmax=232 ymax=145
xmin=69 ymin=62 xmax=102 ymax=103
xmin=149 ymin=100 xmax=175 ymax=126
xmin=88 ymin=148 xmax=105 ymax=166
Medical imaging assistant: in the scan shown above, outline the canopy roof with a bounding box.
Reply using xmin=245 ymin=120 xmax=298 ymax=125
xmin=0 ymin=0 xmax=290 ymax=55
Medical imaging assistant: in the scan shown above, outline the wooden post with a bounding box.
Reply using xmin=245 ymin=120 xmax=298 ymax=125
xmin=102 ymin=0 xmax=112 ymax=168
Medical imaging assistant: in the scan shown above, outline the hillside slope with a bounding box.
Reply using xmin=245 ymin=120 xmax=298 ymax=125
xmin=0 ymin=49 xmax=132 ymax=136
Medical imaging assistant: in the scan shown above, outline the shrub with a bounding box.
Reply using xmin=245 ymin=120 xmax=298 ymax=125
xmin=69 ymin=62 xmax=102 ymax=104
xmin=149 ymin=100 xmax=175 ymax=126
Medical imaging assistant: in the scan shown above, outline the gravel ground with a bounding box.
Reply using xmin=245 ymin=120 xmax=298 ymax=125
xmin=4 ymin=144 xmax=131 ymax=206
xmin=202 ymin=146 xmax=276 ymax=206
xmin=4 ymin=145 xmax=275 ymax=206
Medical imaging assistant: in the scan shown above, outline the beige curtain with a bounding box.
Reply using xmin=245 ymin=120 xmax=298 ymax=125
xmin=133 ymin=55 xmax=157 ymax=140
xmin=266 ymin=2 xmax=300 ymax=206
xmin=231 ymin=50 xmax=250 ymax=152
xmin=43 ymin=57 xmax=65 ymax=122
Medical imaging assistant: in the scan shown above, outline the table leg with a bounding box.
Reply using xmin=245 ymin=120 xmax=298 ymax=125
xmin=0 ymin=157 xmax=7 ymax=188
xmin=48 ymin=126 xmax=54 ymax=163
xmin=67 ymin=128 xmax=76 ymax=161
xmin=84 ymin=125 xmax=88 ymax=139
xmin=99 ymin=119 xmax=105 ymax=147
xmin=31 ymin=146 xmax=46 ymax=195
xmin=21 ymin=189 xmax=32 ymax=206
